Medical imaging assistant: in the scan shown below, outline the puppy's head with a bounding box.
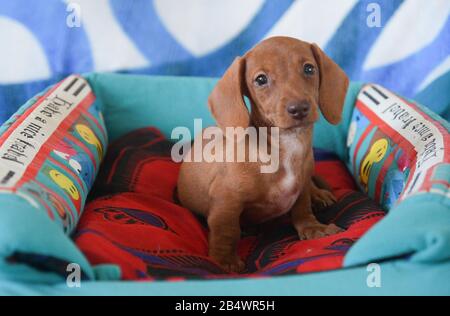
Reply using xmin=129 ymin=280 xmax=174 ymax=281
xmin=208 ymin=36 xmax=349 ymax=130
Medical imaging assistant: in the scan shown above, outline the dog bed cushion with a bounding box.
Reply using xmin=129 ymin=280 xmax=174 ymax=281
xmin=347 ymin=84 xmax=449 ymax=210
xmin=0 ymin=75 xmax=106 ymax=232
xmin=0 ymin=75 xmax=106 ymax=281
xmin=74 ymin=127 xmax=385 ymax=280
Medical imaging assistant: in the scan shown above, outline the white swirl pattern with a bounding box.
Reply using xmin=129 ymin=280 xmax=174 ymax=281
xmin=0 ymin=17 xmax=51 ymax=82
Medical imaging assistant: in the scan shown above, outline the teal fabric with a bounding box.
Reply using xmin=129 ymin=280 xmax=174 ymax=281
xmin=1 ymin=260 xmax=449 ymax=295
xmin=345 ymin=193 xmax=450 ymax=267
xmin=84 ymin=73 xmax=217 ymax=143
xmin=0 ymin=195 xmax=95 ymax=283
xmin=0 ymin=73 xmax=448 ymax=295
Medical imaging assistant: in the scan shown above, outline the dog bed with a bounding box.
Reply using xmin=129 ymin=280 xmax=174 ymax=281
xmin=0 ymin=73 xmax=449 ymax=295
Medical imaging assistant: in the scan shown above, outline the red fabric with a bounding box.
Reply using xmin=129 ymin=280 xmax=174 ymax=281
xmin=74 ymin=128 xmax=385 ymax=280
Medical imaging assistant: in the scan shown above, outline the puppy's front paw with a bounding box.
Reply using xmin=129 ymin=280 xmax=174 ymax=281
xmin=213 ymin=255 xmax=245 ymax=273
xmin=312 ymin=188 xmax=337 ymax=210
xmin=297 ymin=222 xmax=343 ymax=240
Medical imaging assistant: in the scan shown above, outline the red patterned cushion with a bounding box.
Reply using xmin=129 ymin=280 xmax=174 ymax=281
xmin=74 ymin=128 xmax=385 ymax=280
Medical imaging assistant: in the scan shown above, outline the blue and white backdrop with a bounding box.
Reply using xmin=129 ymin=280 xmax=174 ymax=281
xmin=0 ymin=0 xmax=449 ymax=122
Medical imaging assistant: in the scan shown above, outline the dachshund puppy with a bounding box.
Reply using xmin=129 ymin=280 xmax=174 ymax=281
xmin=177 ymin=36 xmax=349 ymax=272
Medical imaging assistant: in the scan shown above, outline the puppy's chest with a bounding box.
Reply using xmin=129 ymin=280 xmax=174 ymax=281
xmin=267 ymin=141 xmax=304 ymax=209
xmin=247 ymin=136 xmax=307 ymax=222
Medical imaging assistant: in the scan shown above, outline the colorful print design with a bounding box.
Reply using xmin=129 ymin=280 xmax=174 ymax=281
xmin=52 ymin=137 xmax=96 ymax=189
xmin=348 ymin=84 xmax=450 ymax=210
xmin=360 ymin=138 xmax=389 ymax=189
xmin=0 ymin=75 xmax=106 ymax=234
xmin=75 ymin=124 xmax=104 ymax=160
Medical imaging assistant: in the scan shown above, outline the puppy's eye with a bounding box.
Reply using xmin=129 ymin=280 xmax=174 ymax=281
xmin=254 ymin=74 xmax=268 ymax=86
xmin=303 ymin=63 xmax=315 ymax=76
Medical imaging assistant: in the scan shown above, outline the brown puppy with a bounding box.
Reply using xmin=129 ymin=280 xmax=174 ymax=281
xmin=177 ymin=36 xmax=349 ymax=272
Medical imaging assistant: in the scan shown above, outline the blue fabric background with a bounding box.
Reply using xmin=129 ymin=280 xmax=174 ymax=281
xmin=0 ymin=0 xmax=449 ymax=123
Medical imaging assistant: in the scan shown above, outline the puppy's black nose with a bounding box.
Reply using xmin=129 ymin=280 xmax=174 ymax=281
xmin=286 ymin=102 xmax=310 ymax=120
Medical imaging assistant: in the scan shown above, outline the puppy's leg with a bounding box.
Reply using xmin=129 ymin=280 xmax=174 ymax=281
xmin=311 ymin=176 xmax=336 ymax=211
xmin=291 ymin=183 xmax=342 ymax=240
xmin=207 ymin=199 xmax=245 ymax=273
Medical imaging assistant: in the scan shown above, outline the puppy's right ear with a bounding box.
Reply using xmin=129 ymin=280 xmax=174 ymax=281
xmin=311 ymin=43 xmax=349 ymax=125
xmin=208 ymin=57 xmax=249 ymax=130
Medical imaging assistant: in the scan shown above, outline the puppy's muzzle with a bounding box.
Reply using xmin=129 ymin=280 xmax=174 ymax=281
xmin=286 ymin=101 xmax=310 ymax=120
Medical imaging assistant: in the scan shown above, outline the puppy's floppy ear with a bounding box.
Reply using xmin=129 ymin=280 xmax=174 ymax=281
xmin=311 ymin=43 xmax=349 ymax=125
xmin=208 ymin=57 xmax=249 ymax=130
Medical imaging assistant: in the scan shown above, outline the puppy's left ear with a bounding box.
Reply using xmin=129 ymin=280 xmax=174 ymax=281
xmin=208 ymin=57 xmax=249 ymax=131
xmin=311 ymin=43 xmax=349 ymax=125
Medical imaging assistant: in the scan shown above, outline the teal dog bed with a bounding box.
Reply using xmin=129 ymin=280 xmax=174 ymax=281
xmin=0 ymin=73 xmax=449 ymax=295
